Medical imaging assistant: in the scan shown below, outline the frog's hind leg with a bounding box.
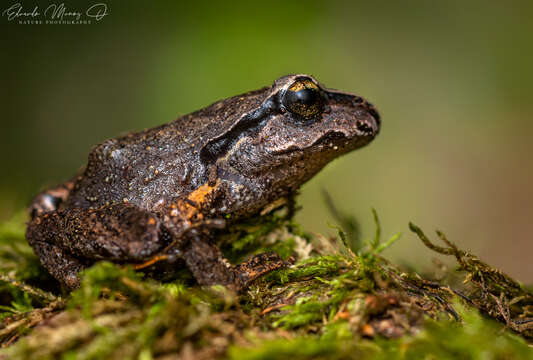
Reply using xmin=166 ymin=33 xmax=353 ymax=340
xmin=27 ymin=210 xmax=90 ymax=289
xmin=29 ymin=241 xmax=87 ymax=289
xmin=26 ymin=203 xmax=171 ymax=289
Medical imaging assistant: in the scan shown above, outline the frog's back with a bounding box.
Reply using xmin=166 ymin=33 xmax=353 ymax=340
xmin=64 ymin=87 xmax=268 ymax=210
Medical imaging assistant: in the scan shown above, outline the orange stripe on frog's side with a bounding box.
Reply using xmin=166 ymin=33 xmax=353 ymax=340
xmin=133 ymin=180 xmax=221 ymax=270
xmin=188 ymin=181 xmax=219 ymax=205
xmin=178 ymin=180 xmax=220 ymax=221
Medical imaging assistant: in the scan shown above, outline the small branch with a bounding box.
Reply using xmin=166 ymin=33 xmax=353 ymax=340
xmin=0 ymin=274 xmax=59 ymax=304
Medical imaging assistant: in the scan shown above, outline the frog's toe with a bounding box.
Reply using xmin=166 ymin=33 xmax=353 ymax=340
xmin=233 ymin=252 xmax=290 ymax=290
xmin=64 ymin=272 xmax=81 ymax=290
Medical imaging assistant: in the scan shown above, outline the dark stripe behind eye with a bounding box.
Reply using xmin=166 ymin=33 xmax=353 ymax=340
xmin=199 ymin=97 xmax=278 ymax=165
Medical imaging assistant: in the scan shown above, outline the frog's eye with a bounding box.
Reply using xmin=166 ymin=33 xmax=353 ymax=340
xmin=282 ymin=79 xmax=323 ymax=120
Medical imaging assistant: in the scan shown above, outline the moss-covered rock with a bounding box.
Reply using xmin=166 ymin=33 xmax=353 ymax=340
xmin=1 ymin=208 xmax=532 ymax=359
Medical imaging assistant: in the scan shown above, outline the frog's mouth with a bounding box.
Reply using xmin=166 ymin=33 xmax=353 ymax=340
xmin=314 ymin=130 xmax=353 ymax=148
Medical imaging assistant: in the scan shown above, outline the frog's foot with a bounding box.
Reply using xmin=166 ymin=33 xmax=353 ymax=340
xmin=29 ymin=241 xmax=86 ymax=289
xmin=233 ymin=252 xmax=290 ymax=290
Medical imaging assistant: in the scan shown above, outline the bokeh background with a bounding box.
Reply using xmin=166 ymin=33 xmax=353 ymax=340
xmin=3 ymin=1 xmax=533 ymax=280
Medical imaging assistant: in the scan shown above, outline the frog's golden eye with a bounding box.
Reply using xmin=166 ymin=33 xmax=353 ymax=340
xmin=282 ymin=79 xmax=323 ymax=120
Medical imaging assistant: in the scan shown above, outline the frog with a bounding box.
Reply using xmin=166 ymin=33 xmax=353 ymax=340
xmin=26 ymin=74 xmax=381 ymax=290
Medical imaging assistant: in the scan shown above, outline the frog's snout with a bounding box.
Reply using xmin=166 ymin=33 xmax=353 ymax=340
xmin=349 ymin=96 xmax=380 ymax=136
xmin=355 ymin=105 xmax=380 ymax=136
xmin=323 ymin=90 xmax=381 ymax=138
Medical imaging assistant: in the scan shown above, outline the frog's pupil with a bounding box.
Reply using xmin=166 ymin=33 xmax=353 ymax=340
xmin=293 ymin=88 xmax=318 ymax=105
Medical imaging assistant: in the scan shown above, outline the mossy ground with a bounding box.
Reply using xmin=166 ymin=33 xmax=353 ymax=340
xmin=1 ymin=206 xmax=532 ymax=359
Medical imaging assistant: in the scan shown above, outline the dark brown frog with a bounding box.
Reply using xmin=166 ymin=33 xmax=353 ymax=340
xmin=26 ymin=74 xmax=380 ymax=290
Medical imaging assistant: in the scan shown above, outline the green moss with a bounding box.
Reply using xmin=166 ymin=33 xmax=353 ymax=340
xmin=228 ymin=337 xmax=349 ymax=360
xmin=265 ymin=255 xmax=347 ymax=284
xmin=0 ymin=291 xmax=33 ymax=320
xmin=231 ymin=304 xmax=533 ymax=360
xmin=0 ymin=212 xmax=60 ymax=328
xmin=220 ymin=213 xmax=290 ymax=262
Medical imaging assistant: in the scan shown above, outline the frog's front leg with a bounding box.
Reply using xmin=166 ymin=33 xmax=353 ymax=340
xmin=178 ymin=227 xmax=288 ymax=290
xmin=154 ymin=189 xmax=289 ymax=290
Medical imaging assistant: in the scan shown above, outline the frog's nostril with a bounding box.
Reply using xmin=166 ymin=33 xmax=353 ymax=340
xmin=356 ymin=120 xmax=373 ymax=133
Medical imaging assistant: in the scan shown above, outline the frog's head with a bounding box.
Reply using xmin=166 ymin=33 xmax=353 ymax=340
xmin=201 ymin=74 xmax=380 ymax=195
xmin=260 ymin=74 xmax=380 ymax=154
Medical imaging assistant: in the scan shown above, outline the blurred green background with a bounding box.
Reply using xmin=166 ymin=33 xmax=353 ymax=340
xmin=3 ymin=1 xmax=533 ymax=280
